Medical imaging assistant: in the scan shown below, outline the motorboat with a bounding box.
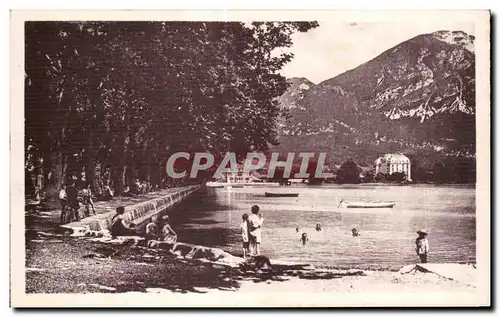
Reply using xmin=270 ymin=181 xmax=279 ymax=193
xmin=339 ymin=199 xmax=396 ymax=208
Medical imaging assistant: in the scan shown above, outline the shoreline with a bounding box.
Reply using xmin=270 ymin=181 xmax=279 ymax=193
xmin=25 ymin=230 xmax=478 ymax=295
xmin=24 ymin=185 xmax=478 ymax=295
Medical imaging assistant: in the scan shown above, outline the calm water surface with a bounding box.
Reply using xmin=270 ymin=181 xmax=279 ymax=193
xmin=169 ymin=184 xmax=476 ymax=269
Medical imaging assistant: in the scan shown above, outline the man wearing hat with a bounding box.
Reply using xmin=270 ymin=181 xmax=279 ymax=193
xmin=415 ymin=229 xmax=429 ymax=263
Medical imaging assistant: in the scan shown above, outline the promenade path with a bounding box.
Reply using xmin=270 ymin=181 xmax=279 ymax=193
xmin=25 ymin=186 xmax=198 ymax=234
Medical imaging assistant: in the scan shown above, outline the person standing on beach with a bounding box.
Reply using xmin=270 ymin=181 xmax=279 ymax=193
xmin=415 ymin=229 xmax=429 ymax=263
xmin=248 ymin=205 xmax=263 ymax=256
xmin=240 ymin=213 xmax=250 ymax=258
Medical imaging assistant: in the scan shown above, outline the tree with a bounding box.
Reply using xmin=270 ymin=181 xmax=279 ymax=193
xmin=336 ymin=159 xmax=362 ymax=184
xmin=432 ymin=161 xmax=449 ymax=184
xmin=25 ymin=21 xmax=319 ymax=196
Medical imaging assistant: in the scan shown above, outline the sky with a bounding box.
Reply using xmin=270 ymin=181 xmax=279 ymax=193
xmin=279 ymin=21 xmax=475 ymax=84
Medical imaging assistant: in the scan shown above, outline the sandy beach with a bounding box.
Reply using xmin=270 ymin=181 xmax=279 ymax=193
xmin=25 ymin=229 xmax=477 ymax=297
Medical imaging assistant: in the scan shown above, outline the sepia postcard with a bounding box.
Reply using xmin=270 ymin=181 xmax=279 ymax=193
xmin=10 ymin=9 xmax=490 ymax=307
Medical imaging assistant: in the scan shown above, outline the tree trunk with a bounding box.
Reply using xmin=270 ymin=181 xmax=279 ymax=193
xmin=113 ymin=149 xmax=126 ymax=196
xmin=122 ymin=165 xmax=128 ymax=189
xmin=52 ymin=146 xmax=64 ymax=187
xmin=84 ymin=130 xmax=95 ymax=188
xmin=112 ymin=132 xmax=129 ymax=196
xmin=84 ymin=157 xmax=94 ymax=188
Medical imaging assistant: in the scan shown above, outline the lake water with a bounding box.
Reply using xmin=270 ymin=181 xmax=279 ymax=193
xmin=169 ymin=184 xmax=476 ymax=270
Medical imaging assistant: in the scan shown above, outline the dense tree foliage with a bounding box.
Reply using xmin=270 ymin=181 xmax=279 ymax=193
xmin=25 ymin=21 xmax=319 ymax=196
xmin=336 ymin=159 xmax=361 ymax=184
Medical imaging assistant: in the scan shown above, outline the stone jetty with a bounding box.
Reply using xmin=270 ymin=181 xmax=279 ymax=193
xmin=60 ymin=185 xmax=200 ymax=235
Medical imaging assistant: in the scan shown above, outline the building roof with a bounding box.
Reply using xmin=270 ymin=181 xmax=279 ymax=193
xmin=375 ymin=153 xmax=410 ymax=164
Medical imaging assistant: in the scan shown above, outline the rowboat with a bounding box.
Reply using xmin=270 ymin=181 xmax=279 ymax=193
xmin=340 ymin=200 xmax=396 ymax=208
xmin=265 ymin=192 xmax=299 ymax=198
xmin=227 ymin=184 xmax=244 ymax=188
xmin=206 ymin=184 xmax=224 ymax=189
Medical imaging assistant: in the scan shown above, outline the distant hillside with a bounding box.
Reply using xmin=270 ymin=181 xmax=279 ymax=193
xmin=275 ymin=30 xmax=476 ymax=182
xmin=276 ymin=77 xmax=316 ymax=134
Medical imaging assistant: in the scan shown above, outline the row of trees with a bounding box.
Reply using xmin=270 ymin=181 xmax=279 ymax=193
xmin=252 ymin=157 xmax=476 ymax=184
xmin=25 ymin=21 xmax=319 ymax=196
xmin=334 ymin=157 xmax=476 ymax=184
xmin=235 ymin=156 xmax=475 ymax=185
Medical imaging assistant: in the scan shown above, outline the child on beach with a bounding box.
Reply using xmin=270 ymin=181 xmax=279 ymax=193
xmin=415 ymin=229 xmax=429 ymax=263
xmin=240 ymin=213 xmax=250 ymax=258
xmin=161 ymin=215 xmax=177 ymax=243
xmin=145 ymin=216 xmax=162 ymax=241
xmin=248 ymin=205 xmax=264 ymax=256
xmin=315 ymin=224 xmax=322 ymax=231
xmin=300 ymin=232 xmax=309 ymax=245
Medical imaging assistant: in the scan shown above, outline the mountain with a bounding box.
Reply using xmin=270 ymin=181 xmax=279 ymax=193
xmin=275 ymin=30 xmax=476 ymax=181
xmin=276 ymin=77 xmax=316 ymax=134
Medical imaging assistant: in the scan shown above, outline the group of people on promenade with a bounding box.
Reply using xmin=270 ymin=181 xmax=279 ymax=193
xmin=56 ymin=178 xmax=177 ymax=224
xmin=122 ymin=179 xmax=157 ymax=197
xmin=58 ymin=182 xmax=96 ymax=224
xmin=57 ymin=177 xmax=184 ymax=243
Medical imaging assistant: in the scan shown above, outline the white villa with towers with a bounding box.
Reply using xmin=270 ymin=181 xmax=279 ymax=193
xmin=374 ymin=153 xmax=412 ymax=181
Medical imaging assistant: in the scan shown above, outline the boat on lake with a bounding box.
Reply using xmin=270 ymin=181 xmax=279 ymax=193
xmin=339 ymin=199 xmax=396 ymax=208
xmin=227 ymin=184 xmax=244 ymax=188
xmin=265 ymin=192 xmax=299 ymax=198
xmin=206 ymin=184 xmax=225 ymax=188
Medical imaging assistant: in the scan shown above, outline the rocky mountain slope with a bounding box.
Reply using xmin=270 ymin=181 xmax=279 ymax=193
xmin=276 ymin=30 xmax=476 ymax=177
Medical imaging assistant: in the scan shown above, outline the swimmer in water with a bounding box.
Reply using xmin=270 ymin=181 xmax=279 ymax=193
xmin=315 ymin=223 xmax=322 ymax=231
xmin=352 ymin=228 xmax=360 ymax=236
xmin=300 ymin=232 xmax=309 ymax=245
